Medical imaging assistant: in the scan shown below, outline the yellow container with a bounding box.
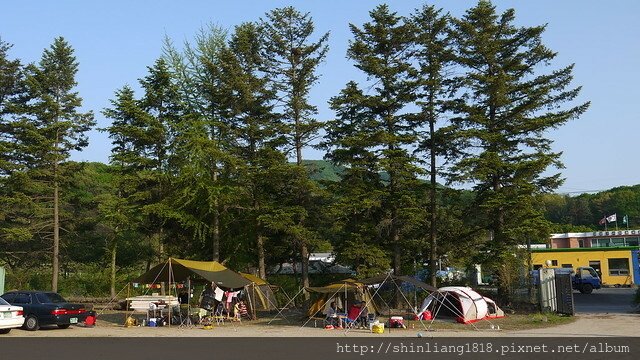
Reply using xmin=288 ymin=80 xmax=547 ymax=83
xmin=372 ymin=323 xmax=384 ymax=334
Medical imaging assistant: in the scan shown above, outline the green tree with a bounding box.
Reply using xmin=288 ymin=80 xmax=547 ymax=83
xmin=323 ymin=82 xmax=390 ymax=277
xmin=103 ymin=85 xmax=151 ymax=294
xmin=162 ymin=25 xmax=239 ymax=263
xmin=260 ymin=7 xmax=329 ymax=290
xmin=410 ymin=5 xmax=458 ymax=286
xmin=19 ymin=37 xmax=95 ymax=291
xmin=450 ymin=1 xmax=589 ymax=299
xmin=0 ymin=38 xmax=31 ymax=268
xmin=345 ymin=5 xmax=421 ymax=281
xmin=216 ymin=22 xmax=285 ymax=277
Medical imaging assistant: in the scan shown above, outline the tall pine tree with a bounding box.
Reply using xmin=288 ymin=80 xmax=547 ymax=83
xmin=409 ymin=5 xmax=458 ymax=286
xmin=260 ymin=7 xmax=329 ymax=291
xmin=345 ymin=5 xmax=421 ymax=282
xmin=21 ymin=37 xmax=94 ymax=291
xmin=450 ymin=1 xmax=589 ymax=299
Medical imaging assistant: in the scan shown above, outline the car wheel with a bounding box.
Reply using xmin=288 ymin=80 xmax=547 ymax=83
xmin=0 ymin=328 xmax=11 ymax=334
xmin=23 ymin=315 xmax=39 ymax=331
xmin=57 ymin=324 xmax=71 ymax=329
xmin=581 ymin=284 xmax=593 ymax=294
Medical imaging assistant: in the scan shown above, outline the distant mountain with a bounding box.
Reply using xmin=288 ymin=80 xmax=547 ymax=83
xmin=303 ymin=160 xmax=345 ymax=182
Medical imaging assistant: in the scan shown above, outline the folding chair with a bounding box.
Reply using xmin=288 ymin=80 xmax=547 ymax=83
xmin=214 ymin=303 xmax=226 ymax=325
xmin=323 ymin=315 xmax=340 ymax=328
xmin=343 ymin=317 xmax=358 ymax=329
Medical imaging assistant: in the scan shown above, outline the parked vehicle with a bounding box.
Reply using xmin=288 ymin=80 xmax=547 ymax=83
xmin=0 ymin=296 xmax=24 ymax=334
xmin=532 ymin=266 xmax=602 ymax=294
xmin=0 ymin=291 xmax=89 ymax=331
xmin=567 ymin=266 xmax=602 ymax=294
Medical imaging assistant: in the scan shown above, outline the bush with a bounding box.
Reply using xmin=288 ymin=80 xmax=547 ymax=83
xmin=4 ymin=264 xmax=142 ymax=298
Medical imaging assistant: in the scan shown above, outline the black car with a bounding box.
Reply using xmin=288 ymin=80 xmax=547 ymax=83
xmin=0 ymin=291 xmax=89 ymax=331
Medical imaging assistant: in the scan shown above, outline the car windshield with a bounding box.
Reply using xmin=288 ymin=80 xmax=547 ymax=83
xmin=36 ymin=292 xmax=67 ymax=303
xmin=0 ymin=297 xmax=9 ymax=306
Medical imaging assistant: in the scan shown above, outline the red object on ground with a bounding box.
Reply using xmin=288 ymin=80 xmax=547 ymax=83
xmin=85 ymin=315 xmax=96 ymax=326
xmin=414 ymin=311 xmax=432 ymax=321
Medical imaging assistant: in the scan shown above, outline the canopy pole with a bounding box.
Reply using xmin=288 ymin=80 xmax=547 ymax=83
xmin=252 ymin=283 xmax=257 ymax=320
xmin=125 ymin=282 xmax=130 ymax=325
xmin=168 ymin=258 xmax=172 ymax=327
xmin=268 ymin=287 xmax=305 ymax=325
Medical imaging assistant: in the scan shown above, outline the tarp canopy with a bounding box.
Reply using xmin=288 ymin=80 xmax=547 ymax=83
xmin=417 ymin=286 xmax=505 ymax=324
xmin=306 ymin=279 xmax=363 ymax=294
xmin=134 ymin=258 xmax=251 ymax=290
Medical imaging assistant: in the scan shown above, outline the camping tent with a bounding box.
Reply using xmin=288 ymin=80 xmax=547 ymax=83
xmin=134 ymin=258 xmax=251 ymax=290
xmin=417 ymin=286 xmax=505 ymax=324
xmin=306 ymin=279 xmax=378 ymax=317
xmin=240 ymin=272 xmax=279 ymax=311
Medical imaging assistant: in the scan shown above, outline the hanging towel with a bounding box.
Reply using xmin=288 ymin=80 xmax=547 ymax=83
xmin=214 ymin=287 xmax=224 ymax=302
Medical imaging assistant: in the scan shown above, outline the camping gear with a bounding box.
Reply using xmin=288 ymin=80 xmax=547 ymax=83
xmin=417 ymin=286 xmax=505 ymax=324
xmin=306 ymin=279 xmax=378 ymax=318
xmin=414 ymin=310 xmax=431 ymax=321
xmin=84 ymin=312 xmax=96 ymax=327
xmin=124 ymin=316 xmax=137 ymax=327
xmin=134 ymin=258 xmax=251 ymax=290
xmin=389 ymin=316 xmax=405 ymax=328
xmin=240 ymin=272 xmax=279 ymax=311
xmin=371 ymin=322 xmax=384 ymax=334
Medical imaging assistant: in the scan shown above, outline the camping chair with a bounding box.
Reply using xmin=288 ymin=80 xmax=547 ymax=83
xmin=177 ymin=305 xmax=197 ymax=328
xmin=214 ymin=303 xmax=226 ymax=325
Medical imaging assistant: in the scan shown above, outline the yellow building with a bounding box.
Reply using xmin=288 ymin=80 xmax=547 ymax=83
xmin=531 ymin=247 xmax=640 ymax=286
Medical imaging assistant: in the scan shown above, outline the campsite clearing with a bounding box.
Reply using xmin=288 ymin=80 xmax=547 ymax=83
xmin=4 ymin=310 xmax=637 ymax=337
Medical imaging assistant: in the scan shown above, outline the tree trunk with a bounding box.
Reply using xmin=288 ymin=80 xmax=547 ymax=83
xmin=428 ymin=114 xmax=438 ymax=288
xmin=212 ymin=167 xmax=220 ymax=262
xmin=301 ymin=242 xmax=309 ymax=288
xmin=110 ymin=240 xmax=117 ymax=298
xmin=392 ymin=214 xmax=402 ymax=308
xmin=52 ymin=179 xmax=59 ymax=292
xmin=257 ymin=233 xmax=266 ymax=279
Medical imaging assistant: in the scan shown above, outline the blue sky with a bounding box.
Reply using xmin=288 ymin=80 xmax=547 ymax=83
xmin=1 ymin=1 xmax=638 ymax=194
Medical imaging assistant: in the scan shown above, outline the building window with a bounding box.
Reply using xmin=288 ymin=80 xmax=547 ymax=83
xmin=551 ymin=260 xmax=558 ymax=266
xmin=562 ymin=264 xmax=572 ymax=268
xmin=608 ymin=258 xmax=630 ymax=276
xmin=591 ymin=239 xmax=610 ymax=248
xmin=533 ymin=264 xmax=542 ymax=270
xmin=589 ymin=261 xmax=602 ymax=277
xmin=578 ymin=240 xmax=584 ymax=248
